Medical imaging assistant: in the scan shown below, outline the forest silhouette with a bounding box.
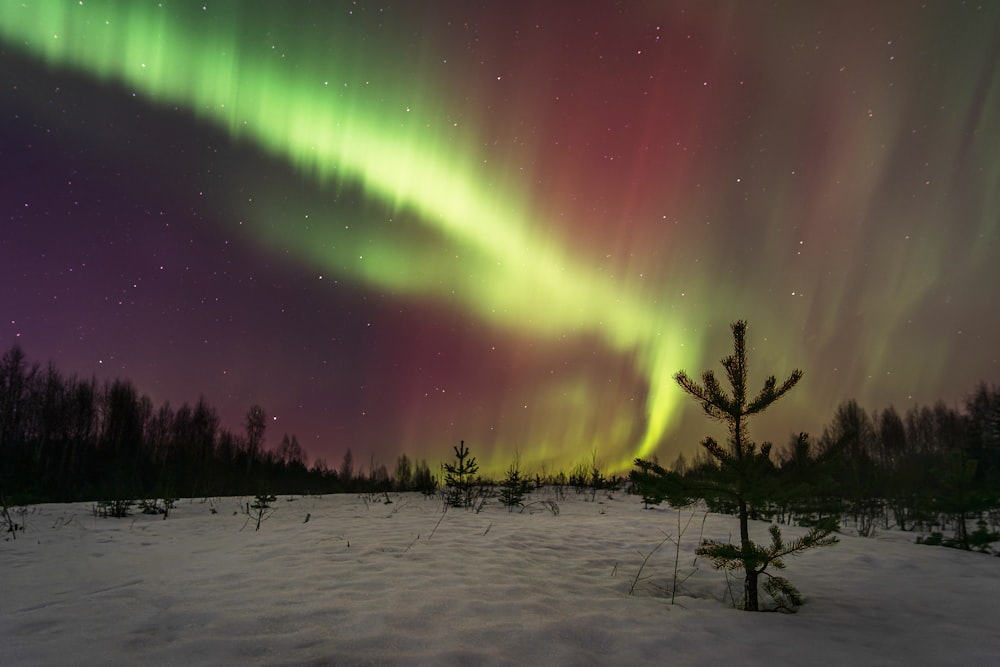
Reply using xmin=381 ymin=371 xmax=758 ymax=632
xmin=2 ymin=342 xmax=998 ymax=554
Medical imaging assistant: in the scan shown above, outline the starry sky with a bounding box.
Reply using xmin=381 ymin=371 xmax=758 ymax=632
xmin=2 ymin=1 xmax=998 ymax=475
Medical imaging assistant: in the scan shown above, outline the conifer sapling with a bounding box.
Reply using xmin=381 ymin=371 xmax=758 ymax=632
xmin=633 ymin=320 xmax=837 ymax=611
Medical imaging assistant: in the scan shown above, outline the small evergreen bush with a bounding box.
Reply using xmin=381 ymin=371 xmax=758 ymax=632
xmin=499 ymin=457 xmax=531 ymax=511
xmin=138 ymin=497 xmax=176 ymax=519
xmin=443 ymin=441 xmax=480 ymax=508
xmin=245 ymin=493 xmax=277 ymax=531
xmin=94 ymin=498 xmax=134 ymax=518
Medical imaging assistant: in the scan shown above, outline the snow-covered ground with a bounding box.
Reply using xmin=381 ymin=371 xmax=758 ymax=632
xmin=3 ymin=490 xmax=998 ymax=666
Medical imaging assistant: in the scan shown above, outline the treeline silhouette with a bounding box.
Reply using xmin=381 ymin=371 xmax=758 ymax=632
xmin=664 ymin=384 xmax=1000 ymax=548
xmin=0 ymin=345 xmax=436 ymax=504
xmin=809 ymin=389 xmax=1000 ymax=542
xmin=3 ymin=341 xmax=999 ymax=544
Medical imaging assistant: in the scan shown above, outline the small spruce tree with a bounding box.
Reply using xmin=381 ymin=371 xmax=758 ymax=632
xmin=633 ymin=320 xmax=837 ymax=611
xmin=246 ymin=493 xmax=277 ymax=531
xmin=499 ymin=454 xmax=531 ymax=511
xmin=443 ymin=441 xmax=479 ymax=508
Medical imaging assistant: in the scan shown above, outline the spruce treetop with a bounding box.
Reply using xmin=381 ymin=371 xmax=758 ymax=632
xmin=675 ymin=320 xmax=802 ymax=454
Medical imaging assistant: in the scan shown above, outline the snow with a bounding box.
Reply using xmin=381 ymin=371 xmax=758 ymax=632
xmin=3 ymin=490 xmax=999 ymax=666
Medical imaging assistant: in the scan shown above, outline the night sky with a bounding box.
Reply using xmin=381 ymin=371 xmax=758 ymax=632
xmin=2 ymin=1 xmax=998 ymax=475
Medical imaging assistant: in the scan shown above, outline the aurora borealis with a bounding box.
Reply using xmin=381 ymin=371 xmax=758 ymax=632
xmin=2 ymin=2 xmax=998 ymax=474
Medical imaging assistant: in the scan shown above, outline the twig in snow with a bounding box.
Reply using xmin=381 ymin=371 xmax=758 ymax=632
xmin=428 ymin=504 xmax=448 ymax=540
xmin=629 ymin=533 xmax=673 ymax=596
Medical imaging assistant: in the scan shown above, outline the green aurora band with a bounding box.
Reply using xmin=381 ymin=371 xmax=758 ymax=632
xmin=0 ymin=1 xmax=705 ymax=470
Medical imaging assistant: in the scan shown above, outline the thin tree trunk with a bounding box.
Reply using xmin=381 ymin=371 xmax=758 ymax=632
xmin=738 ymin=496 xmax=758 ymax=611
xmin=745 ymin=568 xmax=759 ymax=611
xmin=956 ymin=510 xmax=969 ymax=550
